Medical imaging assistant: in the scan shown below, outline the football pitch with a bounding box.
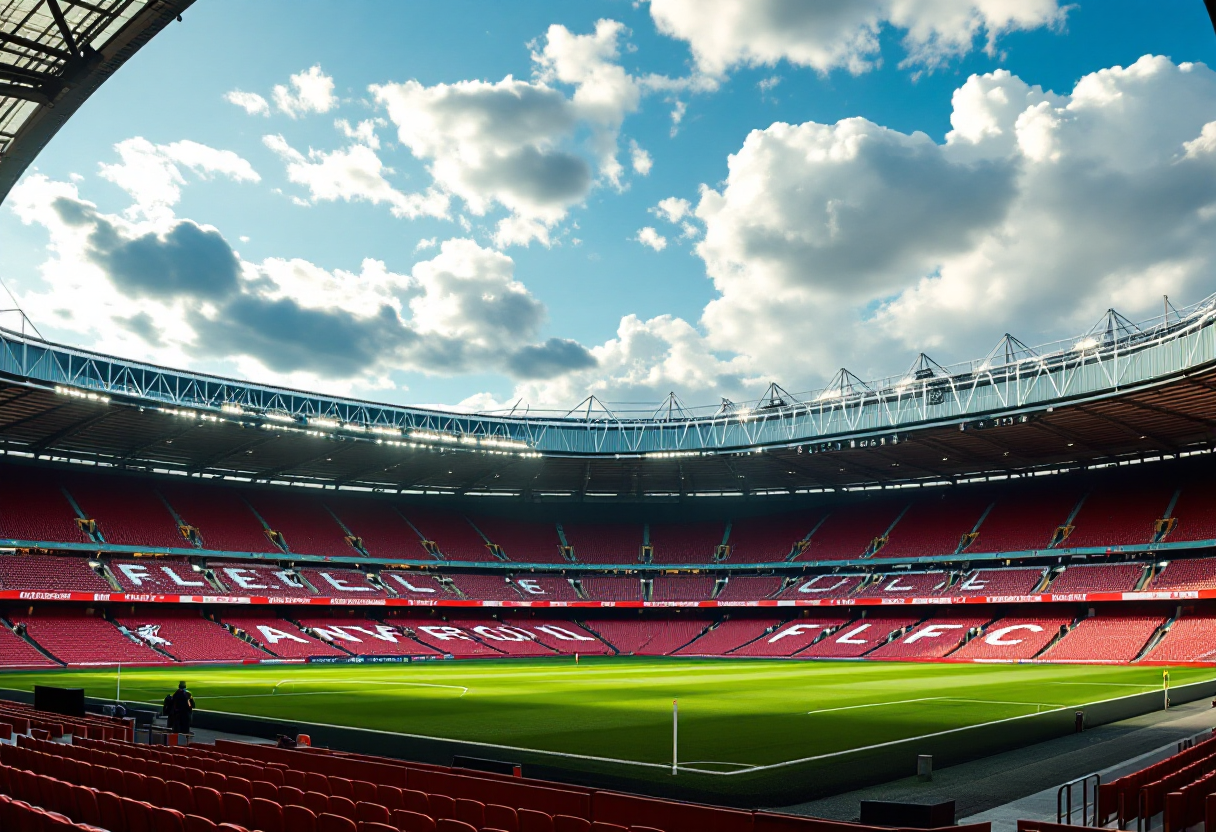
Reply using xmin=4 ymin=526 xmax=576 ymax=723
xmin=0 ymin=658 xmax=1208 ymax=776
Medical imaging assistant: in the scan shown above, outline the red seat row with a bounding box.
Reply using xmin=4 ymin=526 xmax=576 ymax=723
xmin=1098 ymin=730 xmax=1216 ymax=825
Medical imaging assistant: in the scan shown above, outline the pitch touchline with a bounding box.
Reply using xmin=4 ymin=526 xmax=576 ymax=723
xmin=804 ymin=697 xmax=1066 ymax=716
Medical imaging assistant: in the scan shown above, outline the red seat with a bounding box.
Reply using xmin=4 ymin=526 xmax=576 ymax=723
xmin=437 ymin=820 xmax=478 ymax=832
xmin=330 ymin=777 xmax=355 ymax=799
xmin=98 ymin=791 xmax=126 ymax=831
xmin=285 ymin=804 xmax=319 ymax=832
xmin=401 ymin=789 xmax=430 ymax=815
xmin=554 ymin=817 xmax=590 ymax=832
xmin=286 ymin=771 xmax=306 ymax=789
xmin=519 ymin=809 xmax=554 ymax=832
xmin=304 ymin=791 xmax=331 ymax=816
xmin=203 ymin=772 xmax=228 ymax=792
xmin=329 ymin=794 xmax=358 ymax=820
xmin=318 ymin=812 xmax=358 ymax=832
xmin=193 ymin=787 xmax=224 ymax=820
xmin=148 ymin=776 xmax=169 ymax=808
xmin=431 ymin=794 xmax=455 ymax=820
xmin=252 ymin=797 xmax=285 ymax=832
xmin=227 ymin=777 xmax=252 ymax=798
xmin=375 ymin=785 xmax=404 ymax=812
xmin=123 ymin=798 xmax=156 ymax=832
xmin=358 ymin=824 xmax=398 ymax=832
xmin=352 ymin=781 xmax=378 ymax=805
xmin=305 ymin=773 xmax=330 ymax=794
xmin=280 ymin=786 xmax=306 ymax=806
xmin=73 ymin=786 xmax=101 ymax=827
xmin=357 ymin=802 xmax=391 ymax=824
xmin=168 ymin=781 xmax=195 ymax=814
xmin=392 ymin=809 xmax=437 ymax=832
xmin=152 ymin=806 xmax=186 ymax=832
xmin=223 ymin=792 xmax=253 ymax=827
xmin=253 ymin=780 xmax=280 ymax=802
xmin=486 ymin=804 xmax=519 ymax=832
xmin=455 ymin=799 xmax=485 ymax=829
xmin=125 ymin=771 xmax=150 ymax=802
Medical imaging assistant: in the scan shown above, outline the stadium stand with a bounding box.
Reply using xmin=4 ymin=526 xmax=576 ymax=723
xmin=325 ymin=496 xmax=425 ymax=560
xmin=801 ymin=616 xmax=922 ymax=658
xmin=649 ymin=575 xmax=716 ymax=601
xmin=65 ymin=474 xmax=185 ymax=550
xmin=1065 ymin=484 xmax=1174 ymax=548
xmin=725 ymin=513 xmax=819 ymax=563
xmin=579 ymin=576 xmax=644 ymax=601
xmin=867 ymin=615 xmax=992 ymax=659
xmin=0 ymin=554 xmax=111 ymax=593
xmin=1041 ymin=613 xmax=1166 ymax=663
xmin=446 ymin=618 xmax=557 ymax=656
xmin=473 ymin=515 xmax=566 ymax=563
xmin=295 ymin=616 xmax=441 ymax=657
xmin=210 ymin=561 xmax=315 ymax=598
xmin=160 ymin=482 xmax=279 ymax=554
xmin=447 ymin=573 xmax=522 ymax=601
xmin=714 ymin=575 xmax=786 ymax=602
xmin=0 ymin=624 xmax=58 ymax=668
xmin=400 ymin=619 xmax=507 ymax=657
xmin=1044 ymin=563 xmax=1147 ymax=594
xmin=220 ymin=612 xmax=347 ymax=659
xmin=584 ymin=618 xmax=710 ymax=655
xmin=1095 ymin=731 xmax=1216 ymax=830
xmin=379 ymin=570 xmax=453 ymax=599
xmin=399 ymin=510 xmax=490 ymax=561
xmin=508 ymin=574 xmax=580 ymax=601
xmin=113 ymin=609 xmax=267 ymax=663
xmin=11 ymin=610 xmax=170 ymax=666
xmin=0 ymin=468 xmax=88 ymax=544
xmin=944 ymin=568 xmax=1046 ymax=597
xmin=675 ymin=617 xmax=785 ymax=655
xmin=877 ymin=493 xmax=990 ymax=559
xmin=108 ymin=557 xmax=223 ymax=595
xmin=562 ymin=523 xmax=642 ymax=564
xmin=796 ymin=502 xmax=907 ymax=561
xmin=779 ymin=574 xmax=865 ymax=600
xmin=1148 ymin=557 xmax=1216 ymax=591
xmin=949 ymin=613 xmax=1074 ymax=661
xmin=296 ymin=566 xmax=388 ymax=598
xmin=648 ymin=522 xmax=725 ymax=564
xmin=1142 ymin=614 xmax=1216 ymax=662
xmin=244 ymin=492 xmax=356 ymax=558
xmin=853 ymin=571 xmax=951 ymax=598
xmin=1168 ymin=479 xmax=1216 ymax=542
xmin=730 ymin=616 xmax=850 ymax=657
xmin=968 ymin=486 xmax=1079 ymax=553
xmin=500 ymin=618 xmax=614 ymax=654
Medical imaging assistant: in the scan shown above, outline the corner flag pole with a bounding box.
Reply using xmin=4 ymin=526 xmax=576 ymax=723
xmin=672 ymin=699 xmax=678 ymax=776
xmin=1164 ymin=670 xmax=1170 ymax=710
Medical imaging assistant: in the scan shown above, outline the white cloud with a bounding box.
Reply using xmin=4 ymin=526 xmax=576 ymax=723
xmin=635 ymin=226 xmax=667 ymax=251
xmin=225 ymin=90 xmax=270 ymax=116
xmin=273 ymin=65 xmax=338 ymax=118
xmin=652 ymin=196 xmax=691 ymax=223
xmin=335 ymin=118 xmax=382 ymax=149
xmin=647 ymin=0 xmax=1069 ymax=78
xmin=629 ymin=140 xmax=653 ymax=175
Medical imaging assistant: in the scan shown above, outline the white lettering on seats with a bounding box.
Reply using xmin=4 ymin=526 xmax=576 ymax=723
xmin=767 ymin=623 xmax=824 ymax=643
xmin=796 ymin=577 xmax=848 ymax=594
xmin=311 ymin=625 xmax=363 ymax=643
xmin=534 ymin=625 xmax=595 ymax=641
xmin=904 ymin=624 xmax=964 ymax=644
xmin=319 ymin=572 xmax=372 ymax=592
xmin=515 ymin=579 xmax=545 ymax=595
xmin=983 ymin=624 xmax=1044 ymax=646
xmin=117 ymin=564 xmax=150 ymax=586
xmin=256 ymin=625 xmax=308 ymax=645
xmin=418 ymin=626 xmax=471 ymax=641
xmin=834 ymin=623 xmax=872 ymax=644
xmin=160 ymin=566 xmax=204 ymax=587
xmin=473 ymin=626 xmax=531 ymax=642
xmin=883 ymin=577 xmax=914 ymax=592
xmin=223 ymin=568 xmax=266 ymax=590
xmin=959 ymin=573 xmax=988 ymax=591
xmin=272 ymin=570 xmax=302 ymax=589
xmin=389 ymin=574 xmax=436 ymax=594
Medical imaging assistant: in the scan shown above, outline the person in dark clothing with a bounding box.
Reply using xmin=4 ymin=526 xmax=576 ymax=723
xmin=163 ymin=693 xmax=176 ymax=732
xmin=170 ymin=681 xmax=195 ymax=735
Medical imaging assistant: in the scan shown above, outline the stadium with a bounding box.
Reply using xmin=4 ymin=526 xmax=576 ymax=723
xmin=3 ymin=2 xmax=1216 ymax=832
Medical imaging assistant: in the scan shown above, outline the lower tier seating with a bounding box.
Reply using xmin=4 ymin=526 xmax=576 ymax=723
xmin=948 ymin=614 xmax=1074 ymax=660
xmin=0 ymin=624 xmax=58 ymax=668
xmin=11 ymin=612 xmax=170 ymax=667
xmin=729 ymin=617 xmax=849 ymax=657
xmin=1143 ymin=614 xmax=1216 ymax=662
xmin=218 ymin=613 xmax=346 ymax=660
xmin=583 ymin=619 xmax=710 ymax=655
xmin=294 ymin=617 xmax=441 ymax=657
xmin=674 ymin=618 xmax=784 ymax=656
xmin=113 ymin=611 xmax=267 ymax=663
xmin=800 ymin=617 xmax=922 ymax=658
xmin=867 ymin=616 xmax=992 ymax=659
xmin=1041 ymin=614 xmax=1165 ymax=663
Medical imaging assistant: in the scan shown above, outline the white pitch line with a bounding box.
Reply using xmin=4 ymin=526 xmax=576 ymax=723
xmin=804 ymin=696 xmax=1065 ymax=716
xmin=805 ymin=697 xmax=938 ymax=715
xmin=1045 ymin=682 xmax=1159 ymax=688
xmin=269 ymin=680 xmax=469 ymax=697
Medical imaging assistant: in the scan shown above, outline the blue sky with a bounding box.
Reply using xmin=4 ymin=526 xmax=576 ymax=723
xmin=3 ymin=0 xmax=1216 ymax=412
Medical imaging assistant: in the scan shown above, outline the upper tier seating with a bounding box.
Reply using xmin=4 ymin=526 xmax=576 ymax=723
xmin=1041 ymin=613 xmax=1165 ymax=663
xmin=1065 ymin=484 xmax=1174 ymax=548
xmin=1044 ymin=563 xmax=1146 ymax=594
xmin=0 ymin=470 xmax=87 ymax=544
xmin=399 ymin=619 xmax=507 ymax=657
xmin=160 ymin=483 xmax=279 ymax=554
xmin=779 ymin=574 xmax=865 ymax=600
xmin=0 ymin=625 xmax=57 ymax=668
xmin=66 ymin=474 xmax=185 ymax=550
xmin=508 ymin=575 xmax=579 ymax=601
xmin=0 ymin=554 xmax=111 ymax=593
xmin=968 ymin=486 xmax=1079 ymax=553
xmin=447 ymin=574 xmax=523 ymax=601
xmin=210 ymin=562 xmax=315 ymax=598
xmin=325 ymin=497 xmax=424 ymax=560
xmin=379 ymin=571 xmax=454 ymax=599
xmin=649 ymin=576 xmax=716 ymax=602
xmin=1148 ymin=557 xmax=1216 ymax=591
xmin=1168 ymin=480 xmax=1216 ymax=542
xmin=795 ymin=502 xmax=906 ymax=561
xmin=114 ymin=610 xmax=267 ymax=662
xmin=562 ymin=524 xmax=642 ymax=564
xmin=245 ymin=493 xmax=356 ymax=558
xmin=295 ymin=617 xmax=440 ymax=657
xmin=446 ymin=618 xmax=558 ymax=656
xmin=800 ymin=616 xmax=922 ymax=658
xmin=579 ymin=576 xmax=644 ymax=601
xmin=473 ymin=516 xmax=565 ymax=563
xmin=729 ymin=617 xmax=850 ymax=657
xmin=714 ymin=576 xmax=785 ymax=602
xmin=853 ymin=571 xmax=950 ymax=599
xmin=877 ymin=494 xmax=989 ymax=559
xmin=500 ymin=618 xmax=614 ymax=654
xmin=866 ymin=615 xmax=992 ymax=659
xmin=725 ymin=514 xmax=819 ymax=563
xmin=943 ymin=568 xmax=1046 ymax=597
xmin=296 ymin=567 xmax=388 ymax=598
xmin=109 ymin=558 xmax=223 ymax=595
xmin=675 ymin=618 xmax=785 ymax=655
xmin=220 ymin=612 xmax=346 ymax=659
xmin=648 ymin=522 xmax=724 ymax=564
xmin=1142 ymin=614 xmax=1216 ymax=662
xmin=949 ymin=613 xmax=1074 ymax=660
xmin=13 ymin=611 xmax=170 ymax=666
xmin=400 ymin=510 xmax=490 ymax=561
xmin=584 ymin=619 xmax=710 ymax=655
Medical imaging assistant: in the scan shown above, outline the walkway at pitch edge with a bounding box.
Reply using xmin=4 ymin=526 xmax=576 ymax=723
xmin=775 ymin=697 xmax=1216 ymax=832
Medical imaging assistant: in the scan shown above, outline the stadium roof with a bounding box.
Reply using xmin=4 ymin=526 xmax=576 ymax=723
xmin=0 ymin=0 xmax=194 ymax=204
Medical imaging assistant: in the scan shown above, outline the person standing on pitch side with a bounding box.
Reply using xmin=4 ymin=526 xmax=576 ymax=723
xmin=171 ymin=680 xmax=196 ymax=736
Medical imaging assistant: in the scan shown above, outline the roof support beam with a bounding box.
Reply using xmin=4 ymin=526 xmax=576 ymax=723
xmin=0 ymin=83 xmax=51 ymax=105
xmin=188 ymin=434 xmax=280 ymax=474
xmin=254 ymin=443 xmax=359 ymax=482
xmin=1073 ymin=405 xmax=1174 ymax=452
xmin=45 ymin=0 xmax=81 ymax=57
xmin=0 ymin=30 xmax=74 ymax=61
xmin=29 ymin=409 xmax=115 ymax=452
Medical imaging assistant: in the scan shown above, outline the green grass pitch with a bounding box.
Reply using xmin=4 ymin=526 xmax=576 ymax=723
xmin=0 ymin=659 xmax=1206 ymax=774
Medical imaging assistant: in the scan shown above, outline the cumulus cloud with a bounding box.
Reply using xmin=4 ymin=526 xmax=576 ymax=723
xmin=635 ymin=227 xmax=668 ymax=251
xmin=224 ymin=90 xmax=270 ymax=116
xmin=647 ymin=0 xmax=1069 ymax=77
xmin=630 ymin=140 xmax=653 ymax=175
xmin=273 ymin=65 xmax=338 ymax=118
xmin=652 ymin=196 xmax=691 ymax=223
xmin=98 ymin=138 xmax=259 ymax=221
